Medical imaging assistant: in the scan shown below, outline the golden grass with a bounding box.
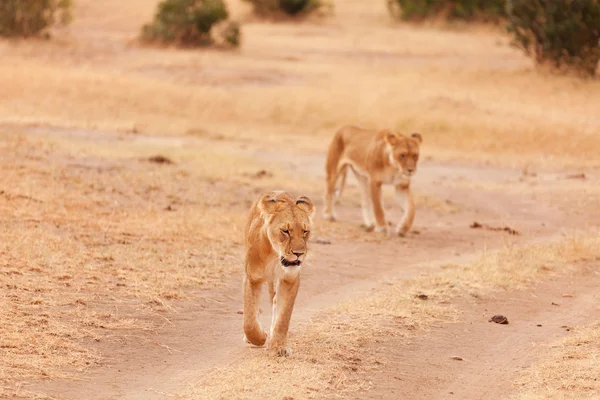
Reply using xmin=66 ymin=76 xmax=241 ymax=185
xmin=187 ymin=232 xmax=600 ymax=399
xmin=1 ymin=0 xmax=600 ymax=168
xmin=512 ymin=322 xmax=600 ymax=400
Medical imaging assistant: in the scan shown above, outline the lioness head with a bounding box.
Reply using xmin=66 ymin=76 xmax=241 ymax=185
xmin=258 ymin=191 xmax=315 ymax=268
xmin=383 ymin=131 xmax=422 ymax=177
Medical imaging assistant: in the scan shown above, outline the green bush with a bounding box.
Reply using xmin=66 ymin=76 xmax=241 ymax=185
xmin=507 ymin=0 xmax=600 ymax=76
xmin=387 ymin=0 xmax=505 ymax=22
xmin=242 ymin=0 xmax=324 ymax=17
xmin=0 ymin=0 xmax=71 ymax=38
xmin=141 ymin=0 xmax=240 ymax=47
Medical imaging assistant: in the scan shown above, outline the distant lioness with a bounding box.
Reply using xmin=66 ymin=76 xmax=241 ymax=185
xmin=243 ymin=191 xmax=315 ymax=357
xmin=324 ymin=125 xmax=422 ymax=236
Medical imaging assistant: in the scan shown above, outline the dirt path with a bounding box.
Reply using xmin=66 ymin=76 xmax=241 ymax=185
xmin=364 ymin=270 xmax=600 ymax=399
xmin=30 ymin=140 xmax=599 ymax=400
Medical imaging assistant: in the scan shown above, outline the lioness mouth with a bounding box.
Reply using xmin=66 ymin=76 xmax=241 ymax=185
xmin=281 ymin=258 xmax=301 ymax=267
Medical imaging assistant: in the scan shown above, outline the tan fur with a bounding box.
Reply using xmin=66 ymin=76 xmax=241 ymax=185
xmin=324 ymin=125 xmax=422 ymax=236
xmin=243 ymin=191 xmax=315 ymax=357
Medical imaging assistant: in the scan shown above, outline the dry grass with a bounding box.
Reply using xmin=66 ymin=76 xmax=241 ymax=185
xmin=512 ymin=322 xmax=600 ymax=400
xmin=1 ymin=0 xmax=600 ymax=168
xmin=187 ymin=232 xmax=600 ymax=399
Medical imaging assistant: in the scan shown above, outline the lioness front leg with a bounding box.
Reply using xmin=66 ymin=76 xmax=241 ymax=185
xmin=395 ymin=184 xmax=415 ymax=236
xmin=357 ymin=175 xmax=375 ymax=231
xmin=268 ymin=276 xmax=300 ymax=357
xmin=243 ymin=276 xmax=267 ymax=346
xmin=369 ymin=180 xmax=387 ymax=233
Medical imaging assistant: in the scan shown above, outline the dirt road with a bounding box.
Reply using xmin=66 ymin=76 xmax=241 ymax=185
xmin=30 ymin=134 xmax=600 ymax=400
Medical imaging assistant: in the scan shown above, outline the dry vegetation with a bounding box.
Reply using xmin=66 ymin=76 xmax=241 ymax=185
xmin=187 ymin=233 xmax=600 ymax=399
xmin=513 ymin=322 xmax=600 ymax=400
xmin=1 ymin=1 xmax=600 ymax=168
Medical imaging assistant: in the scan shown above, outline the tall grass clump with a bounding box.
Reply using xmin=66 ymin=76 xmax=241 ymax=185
xmin=141 ymin=0 xmax=241 ymax=47
xmin=387 ymin=0 xmax=505 ymax=22
xmin=242 ymin=0 xmax=327 ymax=18
xmin=0 ymin=0 xmax=71 ymax=38
xmin=507 ymin=0 xmax=600 ymax=76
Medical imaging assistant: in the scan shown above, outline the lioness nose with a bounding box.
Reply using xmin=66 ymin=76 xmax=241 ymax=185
xmin=292 ymin=250 xmax=305 ymax=258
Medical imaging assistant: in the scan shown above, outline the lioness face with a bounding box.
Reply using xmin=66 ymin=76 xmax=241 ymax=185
xmin=259 ymin=193 xmax=315 ymax=268
xmin=385 ymin=132 xmax=422 ymax=177
xmin=269 ymin=211 xmax=311 ymax=267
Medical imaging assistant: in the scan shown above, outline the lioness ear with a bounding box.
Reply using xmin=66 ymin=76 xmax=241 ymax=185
xmin=258 ymin=192 xmax=285 ymax=215
xmin=383 ymin=130 xmax=398 ymax=146
xmin=411 ymin=133 xmax=422 ymax=144
xmin=296 ymin=196 xmax=315 ymax=219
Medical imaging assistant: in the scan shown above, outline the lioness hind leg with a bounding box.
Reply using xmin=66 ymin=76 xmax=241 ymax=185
xmin=395 ymin=185 xmax=415 ymax=236
xmin=243 ymin=276 xmax=267 ymax=346
xmin=324 ymin=174 xmax=338 ymax=222
xmin=268 ymin=277 xmax=300 ymax=357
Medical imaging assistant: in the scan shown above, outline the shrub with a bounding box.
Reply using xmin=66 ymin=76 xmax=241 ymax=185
xmin=141 ymin=0 xmax=240 ymax=47
xmin=387 ymin=0 xmax=505 ymax=22
xmin=242 ymin=0 xmax=325 ymax=18
xmin=507 ymin=0 xmax=600 ymax=76
xmin=0 ymin=0 xmax=71 ymax=38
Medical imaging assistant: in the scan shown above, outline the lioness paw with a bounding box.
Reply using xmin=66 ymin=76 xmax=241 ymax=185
xmin=395 ymin=226 xmax=409 ymax=237
xmin=374 ymin=225 xmax=387 ymax=234
xmin=360 ymin=223 xmax=375 ymax=232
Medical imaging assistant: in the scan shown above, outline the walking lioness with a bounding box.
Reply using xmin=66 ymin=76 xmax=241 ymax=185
xmin=243 ymin=191 xmax=315 ymax=356
xmin=324 ymin=125 xmax=422 ymax=236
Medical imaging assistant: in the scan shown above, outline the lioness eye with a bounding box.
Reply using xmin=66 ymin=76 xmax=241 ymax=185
xmin=281 ymin=229 xmax=290 ymax=235
xmin=400 ymin=154 xmax=406 ymax=159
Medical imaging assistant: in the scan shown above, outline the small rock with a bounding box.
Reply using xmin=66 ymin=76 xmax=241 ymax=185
xmin=236 ymin=311 xmax=243 ymax=315
xmin=551 ymin=302 xmax=560 ymax=306
xmin=489 ymin=315 xmax=509 ymax=324
xmin=565 ymin=173 xmax=585 ymax=180
xmin=561 ymin=325 xmax=572 ymax=331
xmin=450 ymin=356 xmax=463 ymax=361
xmin=415 ymin=294 xmax=429 ymax=300
xmin=252 ymin=170 xmax=272 ymax=179
xmin=147 ymin=155 xmax=174 ymax=164
xmin=536 ymin=324 xmax=542 ymax=327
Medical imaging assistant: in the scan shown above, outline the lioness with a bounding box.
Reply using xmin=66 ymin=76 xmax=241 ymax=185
xmin=243 ymin=191 xmax=315 ymax=357
xmin=324 ymin=125 xmax=422 ymax=236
